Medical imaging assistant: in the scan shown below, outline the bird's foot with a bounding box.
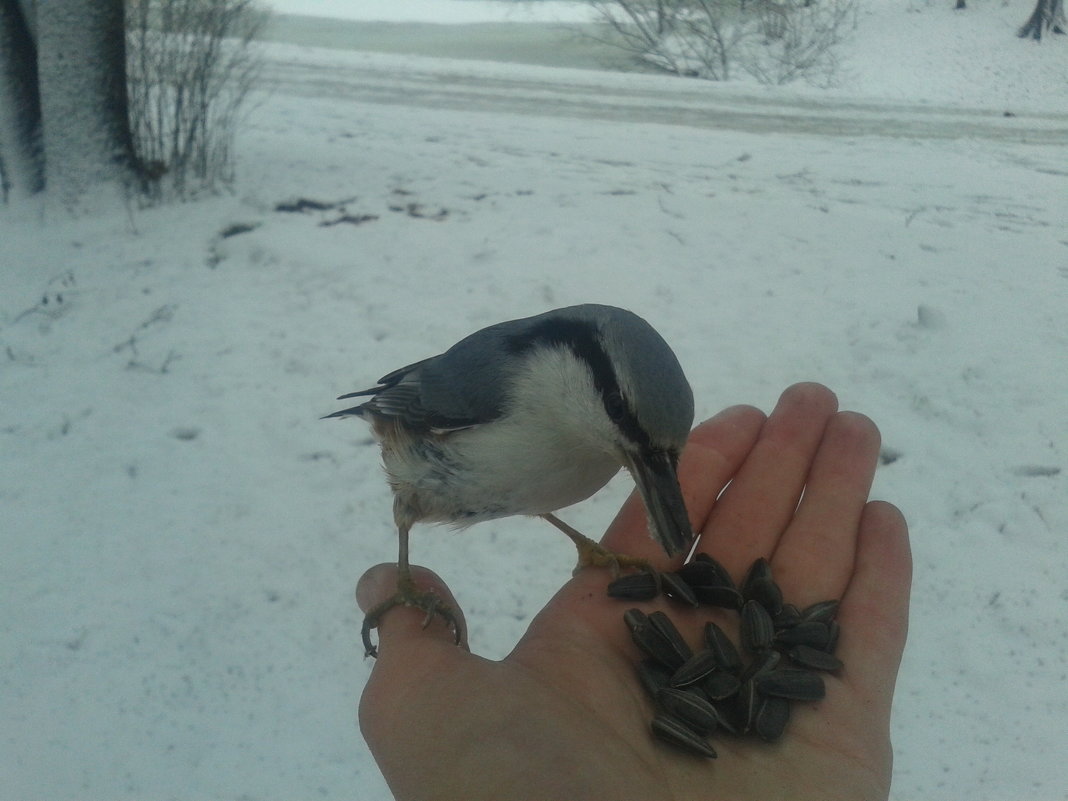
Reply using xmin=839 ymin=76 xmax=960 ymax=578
xmin=541 ymin=513 xmax=656 ymax=578
xmin=572 ymin=537 xmax=656 ymax=579
xmin=361 ymin=578 xmax=463 ymax=658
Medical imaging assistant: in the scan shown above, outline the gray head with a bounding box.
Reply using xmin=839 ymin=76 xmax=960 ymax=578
xmin=506 ymin=304 xmax=696 ymax=555
xmin=578 ymin=305 xmax=695 ymax=452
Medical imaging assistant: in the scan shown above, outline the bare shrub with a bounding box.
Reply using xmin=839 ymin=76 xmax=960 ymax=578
xmin=126 ymin=0 xmax=267 ymax=200
xmin=587 ymin=0 xmax=745 ymax=79
xmin=739 ymin=0 xmax=857 ymax=86
xmin=585 ymin=0 xmax=856 ymax=85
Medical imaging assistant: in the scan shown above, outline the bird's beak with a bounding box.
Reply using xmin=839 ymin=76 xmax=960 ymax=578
xmin=624 ymin=449 xmax=693 ymax=557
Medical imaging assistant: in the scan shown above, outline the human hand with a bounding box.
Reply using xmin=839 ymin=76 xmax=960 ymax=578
xmin=357 ymin=382 xmax=912 ymax=801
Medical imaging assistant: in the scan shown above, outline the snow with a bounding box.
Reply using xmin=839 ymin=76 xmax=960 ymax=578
xmin=2 ymin=1 xmax=1067 ymax=799
xmin=266 ymin=0 xmax=599 ymax=25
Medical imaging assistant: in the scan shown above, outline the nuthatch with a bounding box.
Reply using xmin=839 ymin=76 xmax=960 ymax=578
xmin=326 ymin=304 xmax=695 ymax=656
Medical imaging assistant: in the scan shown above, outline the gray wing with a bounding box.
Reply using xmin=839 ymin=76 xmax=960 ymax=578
xmin=324 ymin=322 xmax=523 ymax=430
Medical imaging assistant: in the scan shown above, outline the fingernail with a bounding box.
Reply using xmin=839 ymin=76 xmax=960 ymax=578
xmin=355 ymin=563 xmax=398 ymax=612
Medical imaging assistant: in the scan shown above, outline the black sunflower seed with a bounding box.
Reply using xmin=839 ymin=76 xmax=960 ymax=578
xmin=787 ymin=644 xmax=843 ymax=672
xmin=735 ymin=678 xmax=758 ymax=734
xmin=754 ymin=669 xmax=826 ymax=701
xmin=669 ymin=649 xmax=720 ymax=688
xmin=741 ymin=600 xmax=775 ymax=653
xmin=801 ymin=599 xmax=840 ymax=624
xmin=646 ymin=610 xmax=693 ymax=669
xmin=651 ymin=713 xmax=718 ymax=758
xmin=742 ymin=558 xmax=784 ymax=617
xmin=738 ymin=649 xmax=781 ymax=684
xmin=607 ymin=572 xmax=660 ymax=601
xmin=703 ymin=621 xmax=743 ymax=672
xmin=636 ymin=659 xmax=674 ymax=698
xmin=693 ymin=585 xmax=744 ymax=610
xmin=773 ymin=621 xmax=831 ymax=650
xmin=825 ymin=620 xmax=841 ymax=654
xmin=774 ymin=603 xmax=802 ymax=630
xmin=661 ymin=571 xmax=699 ymax=608
xmin=657 ymin=688 xmax=721 ymax=735
xmin=678 ymin=556 xmax=735 ymax=591
xmin=753 ymin=695 xmax=791 ymax=742
xmin=702 ymin=670 xmax=742 ymax=701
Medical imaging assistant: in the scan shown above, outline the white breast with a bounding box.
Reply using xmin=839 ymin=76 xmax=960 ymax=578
xmin=382 ymin=346 xmax=625 ymax=526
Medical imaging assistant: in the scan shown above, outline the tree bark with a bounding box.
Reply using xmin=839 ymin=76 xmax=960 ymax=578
xmin=0 ymin=0 xmax=44 ymax=200
xmin=1018 ymin=0 xmax=1067 ymax=40
xmin=36 ymin=0 xmax=137 ymax=209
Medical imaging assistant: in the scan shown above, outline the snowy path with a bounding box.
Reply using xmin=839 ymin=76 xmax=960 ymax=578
xmin=260 ymin=48 xmax=1068 ymax=145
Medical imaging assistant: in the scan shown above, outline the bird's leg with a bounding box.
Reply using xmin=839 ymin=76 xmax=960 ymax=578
xmin=541 ymin=513 xmax=656 ymax=579
xmin=360 ymin=522 xmax=463 ymax=658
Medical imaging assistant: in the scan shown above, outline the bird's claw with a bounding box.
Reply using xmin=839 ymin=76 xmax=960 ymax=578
xmin=572 ymin=538 xmax=656 ymax=579
xmin=361 ymin=589 xmax=463 ymax=658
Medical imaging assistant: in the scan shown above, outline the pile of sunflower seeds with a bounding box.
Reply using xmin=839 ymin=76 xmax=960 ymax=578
xmin=609 ymin=555 xmax=842 ymax=758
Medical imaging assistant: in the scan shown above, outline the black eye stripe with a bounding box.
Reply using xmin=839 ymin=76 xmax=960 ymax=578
xmin=507 ymin=318 xmax=650 ymax=449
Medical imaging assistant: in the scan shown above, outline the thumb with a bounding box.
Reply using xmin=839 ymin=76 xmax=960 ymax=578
xmin=355 ymin=563 xmax=469 ymax=660
xmin=356 ymin=564 xmax=471 ymax=771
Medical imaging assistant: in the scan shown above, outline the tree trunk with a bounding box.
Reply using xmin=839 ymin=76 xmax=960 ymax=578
xmin=0 ymin=0 xmax=44 ymax=200
xmin=36 ymin=0 xmax=137 ymax=209
xmin=1018 ymin=0 xmax=1067 ymax=40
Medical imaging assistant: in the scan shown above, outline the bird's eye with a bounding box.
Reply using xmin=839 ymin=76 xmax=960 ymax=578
xmin=604 ymin=390 xmax=626 ymax=421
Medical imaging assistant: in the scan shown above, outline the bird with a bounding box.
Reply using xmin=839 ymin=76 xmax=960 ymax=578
xmin=325 ymin=304 xmax=695 ymax=657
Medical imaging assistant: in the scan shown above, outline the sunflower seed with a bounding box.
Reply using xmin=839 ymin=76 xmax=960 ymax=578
xmin=618 ymin=562 xmax=846 ymax=754
xmin=801 ymin=599 xmax=840 ymax=624
xmin=702 ymin=670 xmax=742 ymax=701
xmin=704 ymin=621 xmax=743 ymax=672
xmin=670 ymin=649 xmax=720 ymax=687
xmin=661 ymin=571 xmax=700 ymax=608
xmin=607 ymin=572 xmax=660 ymax=601
xmin=742 ymin=556 xmax=772 ymax=585
xmin=747 ymin=576 xmax=784 ymax=617
xmin=657 ymin=688 xmax=721 ymax=735
xmin=754 ymin=668 xmax=826 ymax=701
xmin=710 ymin=699 xmax=740 ymax=735
xmin=678 ymin=556 xmax=735 ymax=591
xmin=774 ymin=603 xmax=802 ymax=630
xmin=787 ymin=644 xmax=843 ymax=672
xmin=651 ymin=713 xmax=718 ymax=758
xmin=742 ymin=557 xmax=785 ymax=616
xmin=636 ymin=659 xmax=674 ymax=698
xmin=735 ymin=678 xmax=758 ymax=734
xmin=623 ymin=608 xmax=648 ymax=634
xmin=742 ymin=558 xmax=785 ymax=617
xmin=629 ymin=622 xmax=685 ymax=671
xmin=825 ymin=620 xmax=840 ymax=654
xmin=626 ymin=609 xmax=686 ymax=670
xmin=773 ymin=621 xmax=831 ymax=650
xmin=693 ymin=585 xmax=744 ymax=610
xmin=753 ymin=695 xmax=791 ymax=742
xmin=647 ymin=611 xmax=693 ymax=667
xmin=738 ymin=649 xmax=781 ymax=683
xmin=741 ymin=600 xmax=775 ymax=653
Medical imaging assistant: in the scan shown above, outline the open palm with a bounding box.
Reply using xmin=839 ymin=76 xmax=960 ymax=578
xmin=358 ymin=383 xmax=911 ymax=801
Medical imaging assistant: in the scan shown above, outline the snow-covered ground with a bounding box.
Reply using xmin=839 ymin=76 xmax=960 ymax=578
xmin=2 ymin=2 xmax=1067 ymax=799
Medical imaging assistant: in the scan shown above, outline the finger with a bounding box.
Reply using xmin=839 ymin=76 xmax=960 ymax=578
xmin=355 ymin=563 xmax=469 ymax=661
xmin=600 ymin=403 xmax=766 ymax=564
xmin=836 ymin=501 xmax=912 ymax=719
xmin=702 ymin=382 xmax=839 ymax=578
xmin=771 ymin=411 xmax=882 ymax=606
xmin=356 ymin=563 xmax=473 ymax=770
